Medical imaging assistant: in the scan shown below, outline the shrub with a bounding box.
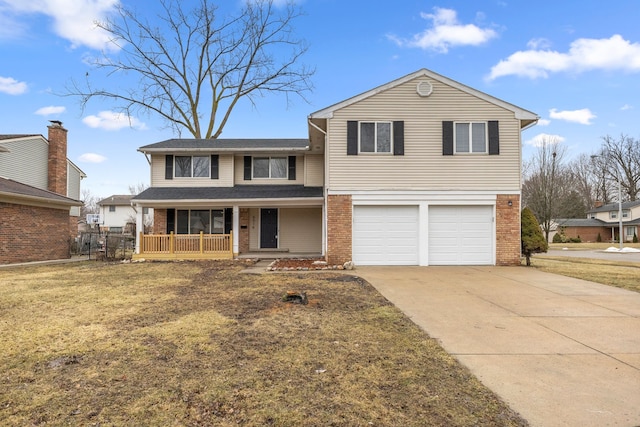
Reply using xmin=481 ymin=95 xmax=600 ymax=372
xmin=521 ymin=207 xmax=547 ymax=266
xmin=634 ymin=232 xmax=638 ymax=244
xmin=597 ymin=232 xmax=602 ymax=242
xmin=552 ymin=233 xmax=563 ymax=243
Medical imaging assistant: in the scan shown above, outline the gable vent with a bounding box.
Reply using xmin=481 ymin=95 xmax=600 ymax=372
xmin=416 ymin=81 xmax=433 ymax=97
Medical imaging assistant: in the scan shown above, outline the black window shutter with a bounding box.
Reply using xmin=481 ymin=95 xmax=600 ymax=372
xmin=488 ymin=121 xmax=500 ymax=155
xmin=244 ymin=156 xmax=252 ymax=180
xmin=347 ymin=121 xmax=358 ymax=155
xmin=442 ymin=121 xmax=454 ymax=155
xmin=165 ymin=155 xmax=174 ymax=179
xmin=393 ymin=121 xmax=404 ymax=155
xmin=288 ymin=156 xmax=297 ymax=180
xmin=224 ymin=208 xmax=233 ymax=234
xmin=166 ymin=208 xmax=175 ymax=234
xmin=210 ymin=155 xmax=219 ymax=179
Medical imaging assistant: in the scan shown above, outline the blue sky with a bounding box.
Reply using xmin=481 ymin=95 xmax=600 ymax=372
xmin=1 ymin=0 xmax=640 ymax=199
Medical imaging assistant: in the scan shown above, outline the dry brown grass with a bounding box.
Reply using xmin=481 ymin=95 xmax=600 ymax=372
xmin=530 ymin=256 xmax=640 ymax=293
xmin=0 ymin=260 xmax=527 ymax=426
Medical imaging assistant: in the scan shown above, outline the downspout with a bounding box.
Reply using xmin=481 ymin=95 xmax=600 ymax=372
xmin=308 ymin=118 xmax=328 ymax=258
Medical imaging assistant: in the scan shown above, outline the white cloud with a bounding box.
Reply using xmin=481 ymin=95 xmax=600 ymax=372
xmin=526 ymin=38 xmax=552 ymax=50
xmin=537 ymin=119 xmax=551 ymax=126
xmin=34 ymin=105 xmax=66 ymax=116
xmin=621 ymin=104 xmax=633 ymax=110
xmin=488 ymin=35 xmax=640 ymax=80
xmin=78 ymin=153 xmax=107 ymax=163
xmin=387 ymin=7 xmax=498 ymax=53
xmin=0 ymin=76 xmax=27 ymax=95
xmin=525 ymin=133 xmax=566 ymax=147
xmin=549 ymin=108 xmax=596 ymax=125
xmin=0 ymin=0 xmax=120 ymax=52
xmin=82 ymin=111 xmax=146 ymax=131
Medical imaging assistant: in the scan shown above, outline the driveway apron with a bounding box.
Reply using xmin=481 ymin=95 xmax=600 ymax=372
xmin=355 ymin=266 xmax=640 ymax=427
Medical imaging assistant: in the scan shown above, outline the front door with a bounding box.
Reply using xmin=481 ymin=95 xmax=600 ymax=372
xmin=260 ymin=208 xmax=278 ymax=248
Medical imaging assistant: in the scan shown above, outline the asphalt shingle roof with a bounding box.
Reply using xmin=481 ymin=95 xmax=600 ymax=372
xmin=0 ymin=176 xmax=82 ymax=206
xmin=132 ymin=185 xmax=323 ymax=201
xmin=587 ymin=200 xmax=640 ymax=213
xmin=97 ymin=195 xmax=134 ymax=205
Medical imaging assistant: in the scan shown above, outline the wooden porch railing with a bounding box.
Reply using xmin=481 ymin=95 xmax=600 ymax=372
xmin=136 ymin=231 xmax=233 ymax=260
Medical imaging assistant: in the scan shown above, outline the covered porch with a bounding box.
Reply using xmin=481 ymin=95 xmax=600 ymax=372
xmin=131 ymin=185 xmax=325 ymax=261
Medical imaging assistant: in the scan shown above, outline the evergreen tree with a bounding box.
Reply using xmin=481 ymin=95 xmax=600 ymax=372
xmin=521 ymin=207 xmax=548 ymax=266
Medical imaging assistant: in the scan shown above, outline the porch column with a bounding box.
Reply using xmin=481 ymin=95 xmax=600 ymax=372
xmin=134 ymin=203 xmax=144 ymax=254
xmin=233 ymin=205 xmax=240 ymax=256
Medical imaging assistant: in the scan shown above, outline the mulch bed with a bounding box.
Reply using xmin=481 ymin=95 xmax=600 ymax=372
xmin=266 ymin=258 xmax=349 ymax=271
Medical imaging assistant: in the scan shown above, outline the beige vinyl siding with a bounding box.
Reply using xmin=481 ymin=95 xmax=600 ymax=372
xmin=151 ymin=154 xmax=234 ymax=187
xmin=279 ymin=208 xmax=322 ymax=252
xmin=304 ymin=154 xmax=324 ymax=187
xmin=327 ymin=77 xmax=522 ymax=191
xmin=67 ymin=163 xmax=82 ymax=216
xmin=248 ymin=207 xmax=321 ymax=252
xmin=234 ymin=155 xmax=304 ymax=185
xmin=0 ymin=137 xmax=49 ymax=189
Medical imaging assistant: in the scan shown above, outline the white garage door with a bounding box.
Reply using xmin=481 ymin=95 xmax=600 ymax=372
xmin=429 ymin=205 xmax=493 ymax=265
xmin=353 ymin=206 xmax=419 ymax=265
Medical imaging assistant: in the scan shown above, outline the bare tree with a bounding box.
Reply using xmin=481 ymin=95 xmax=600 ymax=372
xmin=522 ymin=136 xmax=567 ymax=241
xmin=128 ymin=182 xmax=148 ymax=196
xmin=599 ymin=134 xmax=640 ymax=201
xmin=80 ymin=188 xmax=100 ymax=218
xmin=66 ymin=0 xmax=314 ymax=138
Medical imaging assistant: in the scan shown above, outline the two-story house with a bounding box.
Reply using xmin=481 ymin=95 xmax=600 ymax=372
xmin=132 ymin=69 xmax=538 ymax=265
xmin=553 ymin=200 xmax=640 ymax=243
xmin=0 ymin=121 xmax=85 ymax=264
xmin=96 ymin=194 xmax=154 ymax=234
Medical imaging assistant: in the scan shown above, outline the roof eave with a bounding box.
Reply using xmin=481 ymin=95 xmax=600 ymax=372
xmin=138 ymin=146 xmax=310 ymax=154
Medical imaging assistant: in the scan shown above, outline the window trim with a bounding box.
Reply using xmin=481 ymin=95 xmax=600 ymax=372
xmin=174 ymin=155 xmax=210 ymax=178
xmin=108 ymin=205 xmax=116 ymax=212
xmin=358 ymin=121 xmax=393 ymax=154
xmin=175 ymin=209 xmax=225 ymax=234
xmin=252 ymin=156 xmax=288 ymax=179
xmin=454 ymin=121 xmax=488 ymax=154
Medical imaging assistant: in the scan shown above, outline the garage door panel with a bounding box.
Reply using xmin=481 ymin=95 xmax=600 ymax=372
xmin=429 ymin=206 xmax=493 ymax=265
xmin=353 ymin=206 xmax=419 ymax=266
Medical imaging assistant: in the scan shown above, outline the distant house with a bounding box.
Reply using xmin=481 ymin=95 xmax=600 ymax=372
xmin=553 ymin=200 xmax=640 ymax=243
xmin=132 ymin=68 xmax=538 ymax=265
xmin=0 ymin=121 xmax=85 ymax=264
xmin=96 ymin=194 xmax=153 ymax=234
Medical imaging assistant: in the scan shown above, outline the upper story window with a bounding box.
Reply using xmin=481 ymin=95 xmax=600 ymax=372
xmin=109 ymin=205 xmax=116 ymax=212
xmin=253 ymin=157 xmax=287 ymax=179
xmin=455 ymin=122 xmax=487 ymax=153
xmin=623 ymin=209 xmax=630 ymax=218
xmin=360 ymin=122 xmax=392 ymax=153
xmin=610 ymin=211 xmax=618 ymax=219
xmin=175 ymin=155 xmax=210 ymax=178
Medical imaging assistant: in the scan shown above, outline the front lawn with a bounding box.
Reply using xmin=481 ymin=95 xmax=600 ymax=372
xmin=0 ymin=261 xmax=527 ymax=426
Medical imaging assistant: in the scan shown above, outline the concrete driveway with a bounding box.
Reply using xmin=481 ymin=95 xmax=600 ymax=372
xmin=355 ymin=266 xmax=640 ymax=427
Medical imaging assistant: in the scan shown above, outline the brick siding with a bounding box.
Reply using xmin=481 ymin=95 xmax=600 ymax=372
xmin=239 ymin=208 xmax=249 ymax=253
xmin=0 ymin=202 xmax=71 ymax=264
xmin=153 ymin=209 xmax=167 ymax=234
xmin=496 ymin=194 xmax=521 ymax=266
xmin=326 ymin=195 xmax=352 ymax=265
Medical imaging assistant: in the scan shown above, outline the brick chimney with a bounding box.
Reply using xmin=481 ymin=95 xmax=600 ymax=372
xmin=47 ymin=120 xmax=68 ymax=196
xmin=594 ymin=200 xmax=604 ymax=208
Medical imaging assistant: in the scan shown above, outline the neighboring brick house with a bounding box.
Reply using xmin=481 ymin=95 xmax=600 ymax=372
xmin=132 ymin=69 xmax=538 ymax=265
xmin=552 ymin=200 xmax=640 ymax=243
xmin=0 ymin=121 xmax=85 ymax=264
